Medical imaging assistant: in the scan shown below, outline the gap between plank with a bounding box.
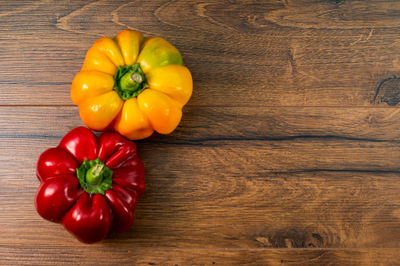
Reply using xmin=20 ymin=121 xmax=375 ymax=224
xmin=1 ymin=105 xmax=400 ymax=109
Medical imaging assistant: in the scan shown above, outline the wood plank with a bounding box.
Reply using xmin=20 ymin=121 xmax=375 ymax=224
xmin=3 ymin=169 xmax=400 ymax=248
xmin=1 ymin=1 xmax=400 ymax=106
xmin=1 ymin=247 xmax=399 ymax=266
xmin=2 ymin=106 xmax=400 ymax=141
xmin=6 ymin=135 xmax=400 ymax=177
xmin=2 ymin=136 xmax=400 ymax=248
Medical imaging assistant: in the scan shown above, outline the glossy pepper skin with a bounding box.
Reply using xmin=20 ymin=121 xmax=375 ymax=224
xmin=71 ymin=30 xmax=193 ymax=140
xmin=35 ymin=127 xmax=145 ymax=243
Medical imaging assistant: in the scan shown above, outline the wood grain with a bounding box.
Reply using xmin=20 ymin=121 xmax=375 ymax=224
xmin=3 ymin=106 xmax=400 ymax=141
xmin=1 ymin=247 xmax=400 ymax=265
xmin=1 ymin=107 xmax=400 ymax=250
xmin=1 ymin=0 xmax=400 ymax=264
xmin=1 ymin=0 xmax=400 ymax=107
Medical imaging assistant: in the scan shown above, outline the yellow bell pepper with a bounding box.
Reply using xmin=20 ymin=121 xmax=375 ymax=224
xmin=71 ymin=30 xmax=193 ymax=140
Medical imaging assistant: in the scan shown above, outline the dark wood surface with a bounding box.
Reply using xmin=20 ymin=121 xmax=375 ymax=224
xmin=1 ymin=1 xmax=400 ymax=265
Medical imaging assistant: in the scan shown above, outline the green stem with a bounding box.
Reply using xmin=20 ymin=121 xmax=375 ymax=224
xmin=76 ymin=158 xmax=113 ymax=195
xmin=86 ymin=164 xmax=105 ymax=185
xmin=114 ymin=63 xmax=148 ymax=100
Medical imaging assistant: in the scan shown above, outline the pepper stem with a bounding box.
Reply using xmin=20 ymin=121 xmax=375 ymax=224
xmin=114 ymin=63 xmax=148 ymax=100
xmin=86 ymin=164 xmax=105 ymax=185
xmin=76 ymin=158 xmax=113 ymax=195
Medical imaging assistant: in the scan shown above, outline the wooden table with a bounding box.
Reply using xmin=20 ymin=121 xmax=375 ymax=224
xmin=1 ymin=1 xmax=400 ymax=265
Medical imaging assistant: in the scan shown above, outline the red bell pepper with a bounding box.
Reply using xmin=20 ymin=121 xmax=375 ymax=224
xmin=35 ymin=127 xmax=145 ymax=243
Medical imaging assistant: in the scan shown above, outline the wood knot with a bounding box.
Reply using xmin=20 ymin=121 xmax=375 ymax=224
xmin=255 ymin=229 xmax=325 ymax=248
xmin=373 ymin=76 xmax=400 ymax=106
